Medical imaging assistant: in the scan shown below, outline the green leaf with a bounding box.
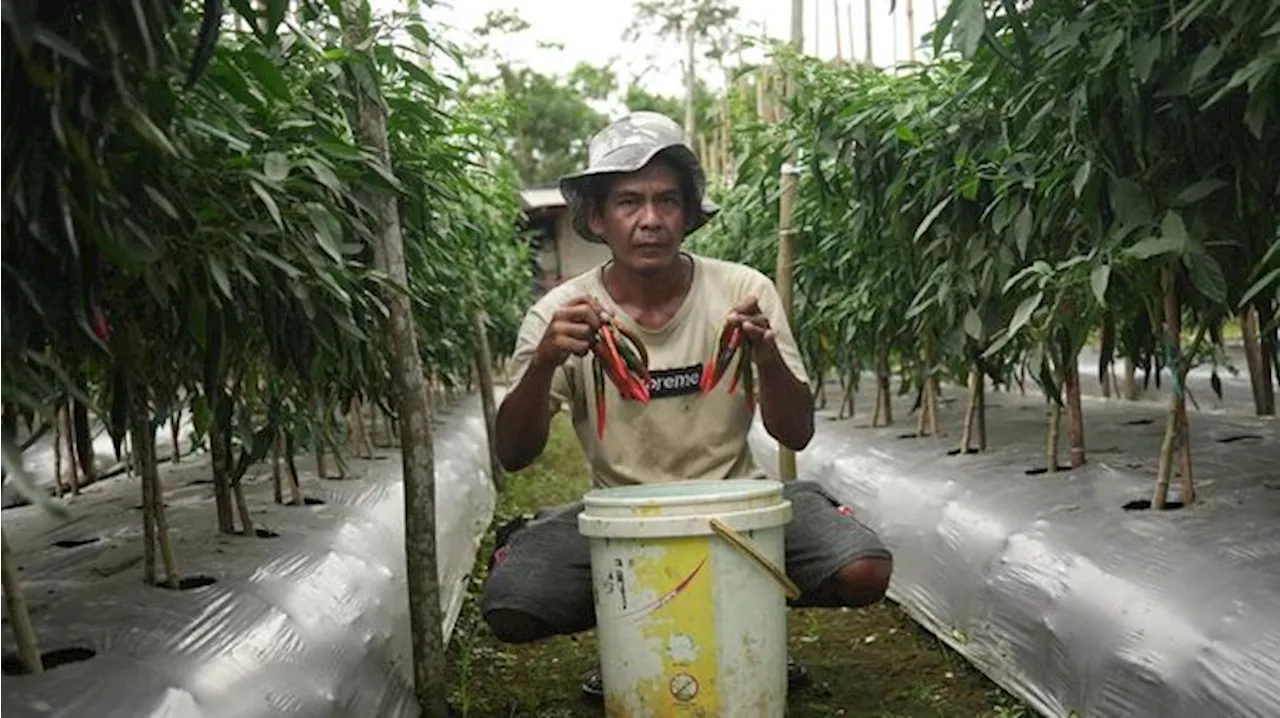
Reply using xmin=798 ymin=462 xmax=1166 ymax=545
xmin=1072 ymin=160 xmax=1091 ymax=199
xmin=1174 ymin=179 xmax=1226 ymax=206
xmin=1238 ymin=268 xmax=1280 ymax=309
xmin=1091 ymin=265 xmax=1111 ymax=306
xmin=953 ymin=0 xmax=986 ymax=58
xmin=264 ymin=152 xmax=291 ymax=182
xmin=914 ymin=198 xmax=952 ymax=242
xmin=250 ymin=180 xmax=283 ymax=229
xmin=1014 ymin=204 xmax=1033 ymax=258
xmin=143 ymin=185 xmax=179 ymax=220
xmin=964 ymin=308 xmax=983 ymax=340
xmin=209 ymin=258 xmax=233 ymax=299
xmin=1160 ymin=211 xmax=1190 ymax=250
xmin=305 ymin=158 xmax=342 ymax=193
xmin=242 ymin=51 xmax=292 ymax=100
xmin=1124 ymin=236 xmax=1184 ymax=260
xmin=1132 ymin=35 xmax=1161 ymax=84
xmin=1184 ymin=253 xmax=1227 ymax=306
xmin=1008 ymin=292 xmax=1044 ymax=338
xmin=306 ymin=203 xmax=343 ymax=262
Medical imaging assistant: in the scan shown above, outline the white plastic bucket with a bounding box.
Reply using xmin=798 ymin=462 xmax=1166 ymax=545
xmin=578 ymin=478 xmax=795 ymax=717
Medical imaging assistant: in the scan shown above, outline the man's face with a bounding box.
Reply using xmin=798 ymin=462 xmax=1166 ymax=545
xmin=587 ymin=159 xmax=689 ymax=276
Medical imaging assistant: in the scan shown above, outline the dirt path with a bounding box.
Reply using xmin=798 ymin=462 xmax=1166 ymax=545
xmin=447 ymin=414 xmax=1030 ymax=717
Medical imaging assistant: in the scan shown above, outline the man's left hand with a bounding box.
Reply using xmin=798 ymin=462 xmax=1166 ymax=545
xmin=727 ymin=295 xmax=781 ymax=367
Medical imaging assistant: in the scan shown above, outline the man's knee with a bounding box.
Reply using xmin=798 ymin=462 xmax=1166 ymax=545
xmin=484 ymin=608 xmax=552 ymax=644
xmin=835 ymin=555 xmax=893 ymax=606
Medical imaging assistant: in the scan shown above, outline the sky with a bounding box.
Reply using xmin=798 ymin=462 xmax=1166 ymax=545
xmin=371 ymin=0 xmax=945 ymax=100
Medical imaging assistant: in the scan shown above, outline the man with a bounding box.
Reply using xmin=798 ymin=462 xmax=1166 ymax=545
xmin=483 ymin=111 xmax=893 ymax=700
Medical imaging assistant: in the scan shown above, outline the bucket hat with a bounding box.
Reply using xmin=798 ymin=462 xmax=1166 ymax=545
xmin=559 ymin=111 xmax=720 ymax=243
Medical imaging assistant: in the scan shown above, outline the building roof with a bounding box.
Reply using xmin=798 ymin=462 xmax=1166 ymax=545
xmin=520 ymin=187 xmax=567 ymax=212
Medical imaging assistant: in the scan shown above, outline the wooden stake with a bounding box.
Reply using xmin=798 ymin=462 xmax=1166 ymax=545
xmin=1 ymin=529 xmax=43 ymax=674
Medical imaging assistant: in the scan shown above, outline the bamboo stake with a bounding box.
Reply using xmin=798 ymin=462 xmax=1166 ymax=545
xmin=774 ymin=0 xmax=804 ymax=483
xmin=959 ymin=370 xmax=979 ymax=452
xmin=1046 ymin=401 xmax=1062 ymax=474
xmin=53 ymin=405 xmax=64 ymax=498
xmin=834 ymin=0 xmax=844 ymax=60
xmin=1 ymin=529 xmax=43 ymax=674
xmin=863 ymin=0 xmax=872 ymax=64
xmin=906 ymin=0 xmax=916 ymax=61
xmin=64 ymin=402 xmax=80 ymax=496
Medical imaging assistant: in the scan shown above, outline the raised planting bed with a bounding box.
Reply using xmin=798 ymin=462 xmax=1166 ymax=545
xmin=2 ymin=394 xmax=496 ymax=718
xmin=751 ymin=382 xmax=1280 ymax=718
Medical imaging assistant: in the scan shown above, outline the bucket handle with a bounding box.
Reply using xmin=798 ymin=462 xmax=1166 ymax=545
xmin=709 ymin=517 xmax=802 ymax=600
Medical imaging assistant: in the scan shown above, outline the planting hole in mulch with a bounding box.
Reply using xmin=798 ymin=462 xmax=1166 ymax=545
xmin=898 ymin=433 xmax=937 ymax=440
xmin=187 ymin=479 xmax=213 ymax=486
xmin=946 ymin=448 xmax=980 ymax=456
xmin=1025 ymin=465 xmax=1074 ymax=476
xmin=2 ymin=647 xmax=97 ymax=676
xmin=52 ymin=537 xmax=100 ymax=549
xmin=1123 ymin=499 xmax=1185 ymax=511
xmin=1124 ymin=418 xmax=1155 ymax=426
xmin=240 ymin=528 xmax=280 ymax=538
xmin=1217 ymin=434 xmax=1263 ymax=444
xmin=154 ymin=575 xmax=218 ymax=591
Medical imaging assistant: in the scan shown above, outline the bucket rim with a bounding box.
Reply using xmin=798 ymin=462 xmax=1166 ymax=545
xmin=581 ymin=478 xmax=783 ymax=509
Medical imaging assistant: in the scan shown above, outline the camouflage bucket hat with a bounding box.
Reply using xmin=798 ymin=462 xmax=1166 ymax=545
xmin=559 ymin=111 xmax=721 ymax=244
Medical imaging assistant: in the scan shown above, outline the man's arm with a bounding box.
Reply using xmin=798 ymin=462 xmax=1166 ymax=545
xmin=494 ymin=295 xmax=607 ymax=471
xmin=729 ymin=290 xmax=814 ymax=451
xmin=494 ymin=359 xmax=559 ymax=472
xmin=754 ymin=344 xmax=815 ymax=451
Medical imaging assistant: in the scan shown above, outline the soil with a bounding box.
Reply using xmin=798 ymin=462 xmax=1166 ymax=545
xmin=446 ymin=414 xmax=1030 ymax=718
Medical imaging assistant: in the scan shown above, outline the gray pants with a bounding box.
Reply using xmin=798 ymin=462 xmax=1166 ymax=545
xmin=481 ymin=480 xmax=892 ymax=636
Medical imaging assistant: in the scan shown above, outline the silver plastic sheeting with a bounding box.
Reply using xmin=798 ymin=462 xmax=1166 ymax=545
xmin=3 ymin=415 xmax=198 ymax=509
xmin=2 ymin=394 xmax=496 ymax=718
xmin=751 ymin=383 xmax=1280 ymax=718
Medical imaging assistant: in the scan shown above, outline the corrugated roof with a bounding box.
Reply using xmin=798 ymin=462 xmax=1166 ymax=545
xmin=520 ymin=187 xmax=567 ymax=211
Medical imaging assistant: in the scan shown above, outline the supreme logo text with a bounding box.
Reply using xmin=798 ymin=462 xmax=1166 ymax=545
xmin=647 ymin=364 xmax=703 ymax=399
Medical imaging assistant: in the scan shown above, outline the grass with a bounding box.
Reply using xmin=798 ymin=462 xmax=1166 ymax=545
xmin=446 ymin=413 xmax=1031 ymax=717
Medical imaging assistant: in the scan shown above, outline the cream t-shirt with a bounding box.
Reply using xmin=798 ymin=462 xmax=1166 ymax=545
xmin=501 ymin=252 xmax=810 ymax=489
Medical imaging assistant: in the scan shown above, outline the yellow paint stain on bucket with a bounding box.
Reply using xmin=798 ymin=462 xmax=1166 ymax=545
xmin=629 ymin=536 xmax=721 ymax=714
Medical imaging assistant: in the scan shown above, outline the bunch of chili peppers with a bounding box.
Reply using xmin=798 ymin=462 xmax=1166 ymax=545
xmin=591 ymin=319 xmax=651 ymax=439
xmin=699 ymin=322 xmax=755 ymax=414
xmin=590 ymin=314 xmax=757 ymax=440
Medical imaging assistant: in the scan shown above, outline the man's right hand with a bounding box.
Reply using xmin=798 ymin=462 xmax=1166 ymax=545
xmin=532 ymin=295 xmax=611 ymax=370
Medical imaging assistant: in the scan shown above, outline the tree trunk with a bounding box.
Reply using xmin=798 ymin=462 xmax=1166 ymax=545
xmin=209 ymin=410 xmax=236 ymax=534
xmin=129 ymin=383 xmax=179 ymax=588
xmin=975 ymin=367 xmax=987 ymax=450
xmin=1 ymin=529 xmax=43 ymax=674
xmin=343 ymin=8 xmax=448 ymax=714
xmin=170 ymin=409 xmax=181 ymax=464
xmin=272 ymin=430 xmax=284 ymax=505
xmin=471 ymin=304 xmax=505 ymax=492
xmin=1046 ymin=401 xmax=1062 ymax=474
xmin=874 ymin=350 xmax=893 ymax=427
xmin=53 ymin=405 xmax=65 ymax=498
xmin=233 ymin=480 xmax=254 ymax=537
xmin=284 ymin=432 xmax=303 ymax=506
xmin=959 ymin=369 xmax=980 ymax=453
xmin=63 ymin=401 xmax=80 ymax=495
xmin=1059 ymin=334 xmax=1086 ymax=469
xmin=72 ymin=400 xmax=94 ymax=489
xmin=1153 ymin=267 xmax=1197 ymax=509
xmin=1261 ymin=299 xmax=1280 ymax=412
xmin=1123 ymin=357 xmax=1139 ymax=400
xmin=1242 ymin=307 xmax=1266 ymax=412
xmin=1099 ymin=313 xmax=1116 ymax=398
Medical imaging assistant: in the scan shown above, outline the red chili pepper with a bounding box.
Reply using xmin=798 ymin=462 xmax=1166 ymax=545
xmin=91 ymin=305 xmax=112 ymax=343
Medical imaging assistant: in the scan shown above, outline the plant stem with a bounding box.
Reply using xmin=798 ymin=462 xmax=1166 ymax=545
xmin=1 ymin=529 xmax=43 ymax=674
